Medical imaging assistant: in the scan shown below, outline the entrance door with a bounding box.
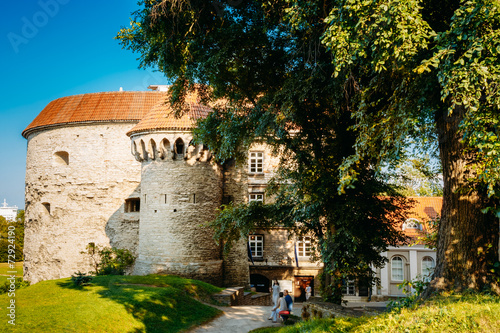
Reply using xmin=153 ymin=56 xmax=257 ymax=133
xmin=250 ymin=274 xmax=270 ymax=293
xmin=294 ymin=276 xmax=313 ymax=302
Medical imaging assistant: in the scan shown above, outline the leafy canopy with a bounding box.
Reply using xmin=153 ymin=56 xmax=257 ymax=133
xmin=117 ymin=0 xmax=413 ymax=302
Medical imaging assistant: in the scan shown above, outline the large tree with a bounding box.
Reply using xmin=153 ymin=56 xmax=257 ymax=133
xmin=321 ymin=0 xmax=500 ymax=293
xmin=117 ymin=0 xmax=500 ymax=297
xmin=117 ymin=0 xmax=411 ymax=303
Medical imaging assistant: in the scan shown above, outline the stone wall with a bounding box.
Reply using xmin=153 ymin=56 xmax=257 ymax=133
xmin=222 ymin=157 xmax=251 ymax=287
xmin=24 ymin=123 xmax=142 ymax=283
xmin=131 ymin=131 xmax=225 ymax=285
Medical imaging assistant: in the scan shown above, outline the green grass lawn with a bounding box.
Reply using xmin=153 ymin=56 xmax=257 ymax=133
xmin=0 ymin=262 xmax=23 ymax=285
xmin=252 ymin=293 xmax=500 ymax=333
xmin=0 ymin=274 xmax=223 ymax=333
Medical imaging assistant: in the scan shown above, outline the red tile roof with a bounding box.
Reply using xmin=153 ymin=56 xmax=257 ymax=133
xmin=22 ymin=91 xmax=167 ymax=138
xmin=403 ymin=197 xmax=442 ymax=241
xmin=126 ymin=93 xmax=212 ymax=136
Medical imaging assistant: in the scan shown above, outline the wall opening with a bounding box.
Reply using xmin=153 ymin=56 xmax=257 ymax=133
xmin=125 ymin=198 xmax=140 ymax=213
xmin=160 ymin=138 xmax=170 ymax=159
xmin=41 ymin=202 xmax=51 ymax=214
xmin=174 ymin=138 xmax=184 ymax=158
xmin=148 ymin=139 xmax=157 ymax=160
xmin=53 ymin=151 xmax=69 ymax=165
xmin=250 ymin=274 xmax=270 ymax=293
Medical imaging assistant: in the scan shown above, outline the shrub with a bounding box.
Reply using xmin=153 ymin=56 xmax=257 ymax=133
xmin=71 ymin=271 xmax=93 ymax=286
xmin=81 ymin=243 xmax=136 ymax=275
xmin=0 ymin=277 xmax=30 ymax=294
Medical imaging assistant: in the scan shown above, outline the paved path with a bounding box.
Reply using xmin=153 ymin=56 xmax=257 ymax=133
xmin=188 ymin=301 xmax=387 ymax=333
xmin=189 ymin=304 xmax=303 ymax=333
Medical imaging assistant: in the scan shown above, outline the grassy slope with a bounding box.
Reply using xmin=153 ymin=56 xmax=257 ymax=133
xmin=0 ymin=262 xmax=23 ymax=284
xmin=0 ymin=274 xmax=222 ymax=333
xmin=252 ymin=293 xmax=500 ymax=333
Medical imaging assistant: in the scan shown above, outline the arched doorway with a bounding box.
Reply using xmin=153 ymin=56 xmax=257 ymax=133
xmin=250 ymin=274 xmax=270 ymax=293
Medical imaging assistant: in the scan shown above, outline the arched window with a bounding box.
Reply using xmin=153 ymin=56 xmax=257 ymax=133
xmin=53 ymin=151 xmax=69 ymax=165
xmin=422 ymin=256 xmax=435 ymax=281
xmin=403 ymin=218 xmax=422 ymax=230
xmin=174 ymin=138 xmax=184 ymax=158
xmin=148 ymin=139 xmax=157 ymax=160
xmin=391 ymin=256 xmax=404 ymax=281
xmin=159 ymin=138 xmax=170 ymax=159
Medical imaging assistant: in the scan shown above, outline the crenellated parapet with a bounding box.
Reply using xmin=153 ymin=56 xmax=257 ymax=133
xmin=130 ymin=132 xmax=212 ymax=163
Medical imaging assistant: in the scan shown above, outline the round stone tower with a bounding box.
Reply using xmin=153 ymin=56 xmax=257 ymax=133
xmin=127 ymin=93 xmax=226 ymax=285
xmin=22 ymin=91 xmax=166 ymax=283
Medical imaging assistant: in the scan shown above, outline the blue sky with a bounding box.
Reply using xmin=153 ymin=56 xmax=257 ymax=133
xmin=0 ymin=1 xmax=165 ymax=208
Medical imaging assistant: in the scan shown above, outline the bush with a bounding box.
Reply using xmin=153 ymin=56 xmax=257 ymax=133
xmin=71 ymin=271 xmax=93 ymax=286
xmin=82 ymin=243 xmax=136 ymax=276
xmin=388 ymin=275 xmax=430 ymax=311
xmin=0 ymin=277 xmax=30 ymax=294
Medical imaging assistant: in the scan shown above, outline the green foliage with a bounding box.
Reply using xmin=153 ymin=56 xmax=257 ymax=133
xmin=70 ymin=271 xmax=93 ymax=287
xmin=388 ymin=275 xmax=431 ymax=311
xmin=0 ymin=277 xmax=29 ymax=294
xmin=252 ymin=293 xmax=500 ymax=333
xmin=81 ymin=243 xmax=136 ymax=276
xmin=322 ymin=0 xmax=500 ymax=208
xmin=0 ymin=210 xmax=25 ymax=262
xmin=117 ymin=0 xmax=415 ymax=303
xmin=385 ymin=154 xmax=443 ymax=197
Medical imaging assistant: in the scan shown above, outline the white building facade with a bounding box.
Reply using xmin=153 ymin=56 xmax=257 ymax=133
xmin=0 ymin=199 xmax=18 ymax=221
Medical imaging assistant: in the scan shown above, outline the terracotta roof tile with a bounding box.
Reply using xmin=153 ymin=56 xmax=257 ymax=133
xmin=22 ymin=91 xmax=166 ymax=138
xmin=402 ymin=197 xmax=442 ymax=242
xmin=126 ymin=93 xmax=212 ymax=136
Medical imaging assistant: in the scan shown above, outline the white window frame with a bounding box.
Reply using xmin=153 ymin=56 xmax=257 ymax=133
xmin=421 ymin=256 xmax=435 ymax=281
xmin=249 ymin=152 xmax=264 ymax=173
xmin=403 ymin=218 xmax=422 ymax=230
xmin=391 ymin=256 xmax=404 ymax=281
xmin=249 ymin=193 xmax=264 ymax=203
xmin=297 ymin=236 xmax=312 ymax=257
xmin=248 ymin=234 xmax=264 ymax=257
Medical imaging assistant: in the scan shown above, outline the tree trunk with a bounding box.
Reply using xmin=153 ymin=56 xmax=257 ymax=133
xmin=432 ymin=107 xmax=500 ymax=294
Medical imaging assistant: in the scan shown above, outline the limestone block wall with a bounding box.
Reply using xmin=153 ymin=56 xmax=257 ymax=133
xmin=131 ymin=132 xmax=225 ymax=286
xmin=24 ymin=123 xmax=142 ymax=283
xmin=222 ymin=158 xmax=251 ymax=287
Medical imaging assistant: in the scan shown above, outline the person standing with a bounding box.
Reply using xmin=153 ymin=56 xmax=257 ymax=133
xmin=305 ymin=285 xmax=312 ymax=301
xmin=271 ymin=280 xmax=280 ymax=307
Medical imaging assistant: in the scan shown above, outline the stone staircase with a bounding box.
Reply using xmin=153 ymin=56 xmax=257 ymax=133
xmin=213 ymin=287 xmax=272 ymax=306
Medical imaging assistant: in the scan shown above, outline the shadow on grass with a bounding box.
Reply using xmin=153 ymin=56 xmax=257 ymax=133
xmin=57 ymin=276 xmax=221 ymax=333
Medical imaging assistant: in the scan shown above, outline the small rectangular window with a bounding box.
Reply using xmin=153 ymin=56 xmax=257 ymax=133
xmin=249 ymin=152 xmax=264 ymax=173
xmin=297 ymin=236 xmax=312 ymax=257
xmin=125 ymin=198 xmax=140 ymax=213
xmin=248 ymin=234 xmax=264 ymax=257
xmin=249 ymin=193 xmax=264 ymax=203
xmin=342 ymin=280 xmax=356 ymax=296
xmin=163 ymin=194 xmax=167 ymax=204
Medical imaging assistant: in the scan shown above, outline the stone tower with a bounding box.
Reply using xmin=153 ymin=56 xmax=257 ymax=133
xmin=22 ymin=91 xmax=165 ymax=283
xmin=22 ymin=87 xmax=249 ymax=287
xmin=127 ymin=92 xmax=228 ymax=285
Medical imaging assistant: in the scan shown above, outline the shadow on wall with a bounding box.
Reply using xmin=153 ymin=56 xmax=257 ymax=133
xmin=104 ymin=183 xmax=141 ymax=263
